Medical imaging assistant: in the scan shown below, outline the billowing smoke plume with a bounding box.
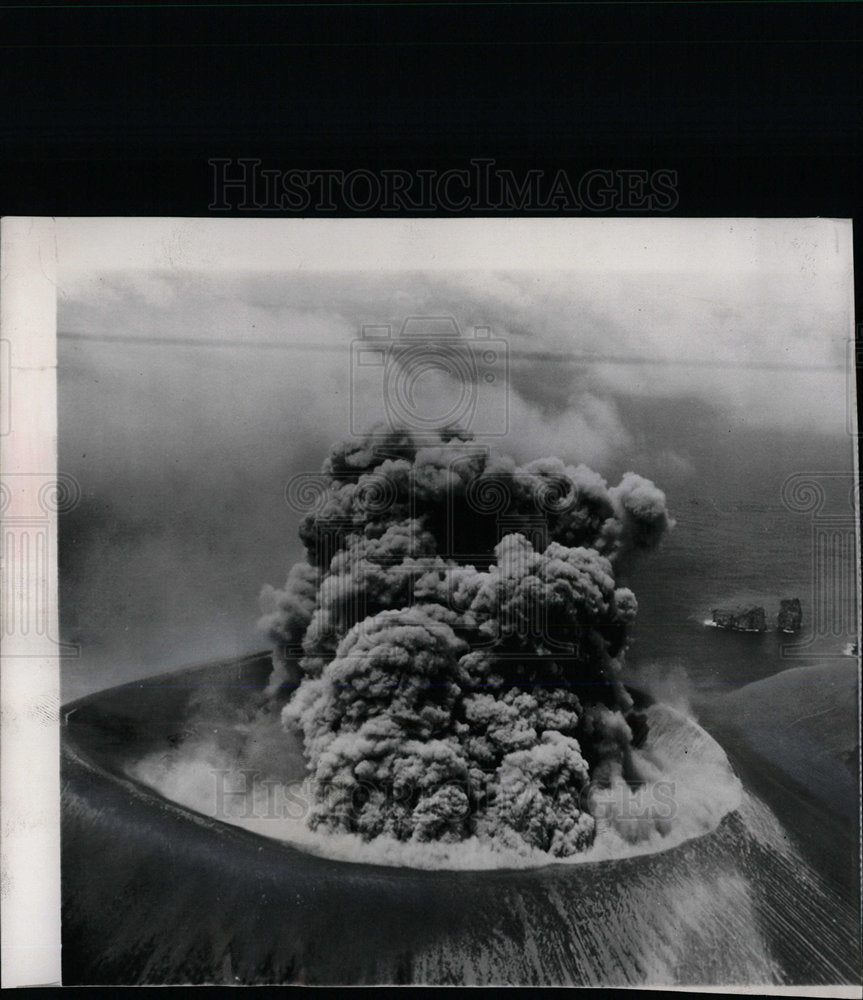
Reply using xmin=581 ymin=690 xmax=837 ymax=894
xmin=259 ymin=427 xmax=672 ymax=856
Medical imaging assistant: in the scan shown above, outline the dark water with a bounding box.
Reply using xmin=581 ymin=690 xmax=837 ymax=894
xmin=624 ymin=490 xmax=858 ymax=691
xmin=59 ymin=479 xmax=856 ymax=697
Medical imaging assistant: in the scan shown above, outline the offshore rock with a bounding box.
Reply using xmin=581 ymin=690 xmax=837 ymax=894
xmin=777 ymin=598 xmax=803 ymax=633
xmin=712 ymin=606 xmax=767 ymax=632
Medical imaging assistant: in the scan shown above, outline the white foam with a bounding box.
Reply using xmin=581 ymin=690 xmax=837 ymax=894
xmin=128 ymin=702 xmax=742 ymax=871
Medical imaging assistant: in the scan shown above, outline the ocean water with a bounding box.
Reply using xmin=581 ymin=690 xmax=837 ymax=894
xmin=623 ymin=482 xmax=858 ymax=694
xmin=57 ymin=477 xmax=857 ymax=698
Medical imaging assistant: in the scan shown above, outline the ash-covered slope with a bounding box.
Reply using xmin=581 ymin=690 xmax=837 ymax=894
xmin=61 ymin=653 xmax=861 ymax=986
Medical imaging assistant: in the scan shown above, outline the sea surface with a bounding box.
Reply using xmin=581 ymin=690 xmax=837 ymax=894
xmin=623 ymin=479 xmax=858 ymax=691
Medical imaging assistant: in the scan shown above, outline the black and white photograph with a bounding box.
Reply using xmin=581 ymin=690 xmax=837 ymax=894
xmin=3 ymin=217 xmax=856 ymax=987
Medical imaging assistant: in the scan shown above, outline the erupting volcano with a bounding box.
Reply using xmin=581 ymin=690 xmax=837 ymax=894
xmin=259 ymin=426 xmax=673 ymax=856
xmin=52 ymin=220 xmax=859 ymax=988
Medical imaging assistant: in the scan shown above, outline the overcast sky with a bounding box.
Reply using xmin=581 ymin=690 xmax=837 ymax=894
xmin=59 ymin=218 xmax=853 ymax=462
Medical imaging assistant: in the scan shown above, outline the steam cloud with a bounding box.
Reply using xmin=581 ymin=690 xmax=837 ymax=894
xmin=259 ymin=427 xmax=672 ymax=856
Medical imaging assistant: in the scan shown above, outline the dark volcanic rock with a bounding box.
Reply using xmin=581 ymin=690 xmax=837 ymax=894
xmin=777 ymin=598 xmax=803 ymax=633
xmin=60 ymin=653 xmax=862 ymax=986
xmin=712 ymin=606 xmax=767 ymax=632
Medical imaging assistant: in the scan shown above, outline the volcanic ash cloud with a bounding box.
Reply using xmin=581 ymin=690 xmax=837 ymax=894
xmin=259 ymin=427 xmax=672 ymax=856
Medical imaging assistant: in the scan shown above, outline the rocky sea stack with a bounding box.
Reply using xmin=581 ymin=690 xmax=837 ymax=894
xmin=777 ymin=598 xmax=803 ymax=633
xmin=712 ymin=606 xmax=767 ymax=632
